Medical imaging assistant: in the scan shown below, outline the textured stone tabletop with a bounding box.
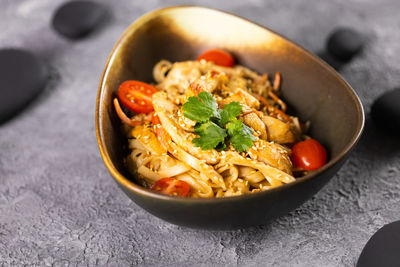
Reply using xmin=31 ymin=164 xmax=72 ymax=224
xmin=1 ymin=0 xmax=400 ymax=266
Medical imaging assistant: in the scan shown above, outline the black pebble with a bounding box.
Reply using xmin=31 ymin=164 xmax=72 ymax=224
xmin=327 ymin=28 xmax=364 ymax=61
xmin=0 ymin=49 xmax=48 ymax=123
xmin=52 ymin=1 xmax=107 ymax=39
xmin=371 ymin=88 xmax=400 ymax=133
xmin=357 ymin=221 xmax=400 ymax=267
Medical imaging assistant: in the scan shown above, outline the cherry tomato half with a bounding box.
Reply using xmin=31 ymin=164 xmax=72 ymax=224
xmin=291 ymin=139 xmax=327 ymax=171
xmin=150 ymin=178 xmax=190 ymax=197
xmin=197 ymin=49 xmax=235 ymax=67
xmin=118 ymin=80 xmax=157 ymax=113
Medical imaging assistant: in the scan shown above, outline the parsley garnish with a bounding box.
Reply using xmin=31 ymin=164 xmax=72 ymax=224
xmin=183 ymin=92 xmax=256 ymax=152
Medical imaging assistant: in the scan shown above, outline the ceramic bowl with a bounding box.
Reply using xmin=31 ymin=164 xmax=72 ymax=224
xmin=96 ymin=6 xmax=364 ymax=229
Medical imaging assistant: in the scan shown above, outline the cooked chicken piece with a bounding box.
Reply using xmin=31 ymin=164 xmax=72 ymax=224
xmin=242 ymin=112 xmax=268 ymax=140
xmin=175 ymin=70 xmax=229 ymax=104
xmin=222 ymin=88 xmax=260 ymax=109
xmin=262 ymin=115 xmax=295 ymax=144
xmin=190 ymin=74 xmax=219 ymax=94
xmin=248 ymin=139 xmax=292 ymax=174
xmin=131 ymin=124 xmax=167 ymax=155
xmin=157 ymin=61 xmax=202 ymax=102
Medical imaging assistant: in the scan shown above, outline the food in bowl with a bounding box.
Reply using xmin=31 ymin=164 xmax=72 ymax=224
xmin=113 ymin=49 xmax=327 ymax=198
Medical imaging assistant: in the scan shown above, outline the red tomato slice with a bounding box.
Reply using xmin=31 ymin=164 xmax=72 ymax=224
xmin=291 ymin=139 xmax=327 ymax=171
xmin=118 ymin=80 xmax=157 ymax=113
xmin=197 ymin=49 xmax=235 ymax=67
xmin=150 ymin=178 xmax=190 ymax=197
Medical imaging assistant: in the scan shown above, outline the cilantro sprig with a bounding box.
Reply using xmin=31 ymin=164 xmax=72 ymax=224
xmin=227 ymin=120 xmax=256 ymax=152
xmin=193 ymin=121 xmax=227 ymax=150
xmin=181 ymin=91 xmax=220 ymax=122
xmin=182 ymin=92 xmax=256 ymax=152
xmin=219 ymin=101 xmax=242 ymax=126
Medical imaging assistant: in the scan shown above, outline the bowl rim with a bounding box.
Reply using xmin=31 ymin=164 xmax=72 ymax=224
xmin=95 ymin=5 xmax=365 ymax=203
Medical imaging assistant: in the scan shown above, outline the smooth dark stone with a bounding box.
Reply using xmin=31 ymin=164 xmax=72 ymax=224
xmin=357 ymin=221 xmax=400 ymax=267
xmin=0 ymin=49 xmax=48 ymax=123
xmin=327 ymin=28 xmax=364 ymax=61
xmin=317 ymin=50 xmax=345 ymax=71
xmin=52 ymin=1 xmax=106 ymax=39
xmin=371 ymin=88 xmax=400 ymax=133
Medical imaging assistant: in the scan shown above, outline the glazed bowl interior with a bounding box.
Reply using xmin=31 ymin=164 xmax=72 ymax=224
xmin=96 ymin=6 xmax=364 ymax=228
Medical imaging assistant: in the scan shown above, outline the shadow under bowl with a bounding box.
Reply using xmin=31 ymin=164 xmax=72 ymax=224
xmin=96 ymin=6 xmax=364 ymax=230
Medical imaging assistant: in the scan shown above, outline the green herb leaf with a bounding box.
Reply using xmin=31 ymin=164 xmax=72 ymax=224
xmin=226 ymin=120 xmax=256 ymax=152
xmin=182 ymin=91 xmax=220 ymax=122
xmin=183 ymin=92 xmax=255 ymax=152
xmin=192 ymin=121 xmax=227 ymax=150
xmin=219 ymin=101 xmax=242 ymax=126
xmin=215 ymin=141 xmax=227 ymax=151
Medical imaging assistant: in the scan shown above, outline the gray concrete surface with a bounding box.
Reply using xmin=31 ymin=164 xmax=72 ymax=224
xmin=1 ymin=0 xmax=400 ymax=266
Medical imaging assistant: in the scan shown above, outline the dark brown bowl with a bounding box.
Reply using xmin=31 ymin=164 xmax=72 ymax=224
xmin=96 ymin=6 xmax=364 ymax=229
